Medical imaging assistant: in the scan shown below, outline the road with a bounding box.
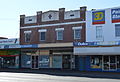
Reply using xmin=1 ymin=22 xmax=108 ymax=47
xmin=0 ymin=72 xmax=119 ymax=82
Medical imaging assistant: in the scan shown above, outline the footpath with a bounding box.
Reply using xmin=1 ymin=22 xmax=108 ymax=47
xmin=0 ymin=69 xmax=120 ymax=79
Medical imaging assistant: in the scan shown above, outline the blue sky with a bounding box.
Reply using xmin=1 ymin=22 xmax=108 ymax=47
xmin=0 ymin=0 xmax=120 ymax=38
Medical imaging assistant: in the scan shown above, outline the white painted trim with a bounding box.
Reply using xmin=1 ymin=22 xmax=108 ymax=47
xmin=24 ymin=30 xmax=32 ymax=33
xmin=55 ymin=28 xmax=64 ymax=31
xmin=72 ymin=26 xmax=82 ymax=30
xmin=38 ymin=29 xmax=47 ymax=32
xmin=21 ymin=21 xmax=86 ymax=29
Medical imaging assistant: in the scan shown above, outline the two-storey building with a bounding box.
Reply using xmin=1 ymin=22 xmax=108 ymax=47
xmin=20 ymin=6 xmax=87 ymax=69
xmin=74 ymin=7 xmax=120 ymax=72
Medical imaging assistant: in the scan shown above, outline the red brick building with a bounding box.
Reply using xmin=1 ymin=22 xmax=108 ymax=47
xmin=20 ymin=6 xmax=87 ymax=69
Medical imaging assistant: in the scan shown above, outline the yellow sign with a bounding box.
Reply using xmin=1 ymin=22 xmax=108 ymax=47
xmin=92 ymin=10 xmax=105 ymax=25
xmin=94 ymin=12 xmax=104 ymax=20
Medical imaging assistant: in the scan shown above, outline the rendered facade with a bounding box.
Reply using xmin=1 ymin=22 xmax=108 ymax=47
xmin=74 ymin=7 xmax=120 ymax=72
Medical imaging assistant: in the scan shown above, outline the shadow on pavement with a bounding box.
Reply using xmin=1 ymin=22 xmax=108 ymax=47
xmin=0 ymin=69 xmax=120 ymax=80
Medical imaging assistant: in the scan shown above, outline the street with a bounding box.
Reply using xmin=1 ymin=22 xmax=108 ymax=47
xmin=0 ymin=71 xmax=119 ymax=82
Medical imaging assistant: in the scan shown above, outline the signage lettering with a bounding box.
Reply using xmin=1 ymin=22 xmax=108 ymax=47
xmin=92 ymin=10 xmax=105 ymax=25
xmin=111 ymin=8 xmax=120 ymax=23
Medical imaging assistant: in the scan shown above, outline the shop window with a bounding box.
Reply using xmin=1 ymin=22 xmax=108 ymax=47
xmin=55 ymin=28 xmax=64 ymax=40
xmin=91 ymin=56 xmax=102 ymax=69
xmin=96 ymin=26 xmax=103 ymax=39
xmin=115 ymin=24 xmax=120 ymax=37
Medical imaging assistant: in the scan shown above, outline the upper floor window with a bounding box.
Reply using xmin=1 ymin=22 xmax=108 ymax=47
xmin=96 ymin=26 xmax=103 ymax=39
xmin=24 ymin=31 xmax=32 ymax=42
xmin=55 ymin=28 xmax=64 ymax=40
xmin=38 ymin=29 xmax=47 ymax=41
xmin=115 ymin=24 xmax=120 ymax=37
xmin=72 ymin=27 xmax=82 ymax=40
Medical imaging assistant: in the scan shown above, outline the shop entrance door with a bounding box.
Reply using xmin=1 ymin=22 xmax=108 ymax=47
xmin=0 ymin=57 xmax=3 ymax=68
xmin=31 ymin=56 xmax=39 ymax=69
xmin=103 ymin=56 xmax=117 ymax=71
xmin=62 ymin=55 xmax=71 ymax=69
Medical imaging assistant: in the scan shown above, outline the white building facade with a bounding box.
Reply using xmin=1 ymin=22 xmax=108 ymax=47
xmin=73 ymin=7 xmax=120 ymax=72
xmin=86 ymin=7 xmax=120 ymax=42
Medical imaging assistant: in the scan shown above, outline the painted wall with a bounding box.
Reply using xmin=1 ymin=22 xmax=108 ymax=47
xmin=74 ymin=46 xmax=120 ymax=55
xmin=86 ymin=7 xmax=120 ymax=42
xmin=64 ymin=10 xmax=80 ymax=20
xmin=42 ymin=11 xmax=59 ymax=22
xmin=24 ymin=16 xmax=37 ymax=24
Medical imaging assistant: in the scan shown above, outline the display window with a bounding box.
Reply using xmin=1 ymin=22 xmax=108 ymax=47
xmin=117 ymin=56 xmax=120 ymax=69
xmin=91 ymin=56 xmax=102 ymax=68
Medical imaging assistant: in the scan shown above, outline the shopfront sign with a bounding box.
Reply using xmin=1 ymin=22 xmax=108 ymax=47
xmin=73 ymin=41 xmax=120 ymax=46
xmin=8 ymin=45 xmax=20 ymax=48
xmin=40 ymin=50 xmax=49 ymax=55
xmin=0 ymin=38 xmax=19 ymax=45
xmin=4 ymin=45 xmax=20 ymax=49
xmin=92 ymin=10 xmax=105 ymax=25
xmin=111 ymin=8 xmax=120 ymax=23
xmin=0 ymin=50 xmax=19 ymax=56
xmin=20 ymin=44 xmax=38 ymax=48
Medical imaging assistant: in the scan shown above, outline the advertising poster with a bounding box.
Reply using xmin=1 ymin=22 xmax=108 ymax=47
xmin=111 ymin=8 xmax=120 ymax=23
xmin=92 ymin=10 xmax=105 ymax=25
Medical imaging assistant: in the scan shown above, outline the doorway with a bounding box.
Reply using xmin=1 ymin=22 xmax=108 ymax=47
xmin=62 ymin=55 xmax=71 ymax=69
xmin=103 ymin=56 xmax=117 ymax=71
xmin=31 ymin=56 xmax=39 ymax=69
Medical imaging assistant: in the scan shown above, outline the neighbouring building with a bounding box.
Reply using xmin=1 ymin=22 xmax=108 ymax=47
xmin=0 ymin=38 xmax=20 ymax=68
xmin=20 ymin=6 xmax=87 ymax=69
xmin=74 ymin=6 xmax=120 ymax=72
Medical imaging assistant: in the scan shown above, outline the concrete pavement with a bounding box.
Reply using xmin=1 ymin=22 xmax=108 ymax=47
xmin=0 ymin=69 xmax=120 ymax=80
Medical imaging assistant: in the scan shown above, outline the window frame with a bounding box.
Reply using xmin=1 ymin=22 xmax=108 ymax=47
xmin=24 ymin=31 xmax=32 ymax=43
xmin=72 ymin=26 xmax=82 ymax=40
xmin=38 ymin=29 xmax=47 ymax=41
xmin=115 ymin=24 xmax=120 ymax=37
xmin=55 ymin=28 xmax=64 ymax=40
xmin=40 ymin=32 xmax=46 ymax=41
xmin=96 ymin=26 xmax=103 ymax=39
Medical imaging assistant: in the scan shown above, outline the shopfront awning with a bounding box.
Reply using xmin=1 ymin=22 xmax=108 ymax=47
xmin=74 ymin=46 xmax=120 ymax=55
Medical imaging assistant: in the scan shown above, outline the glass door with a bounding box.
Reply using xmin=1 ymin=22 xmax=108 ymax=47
xmin=109 ymin=56 xmax=117 ymax=70
xmin=31 ymin=56 xmax=39 ymax=69
xmin=62 ymin=55 xmax=71 ymax=69
xmin=103 ymin=56 xmax=117 ymax=71
xmin=0 ymin=57 xmax=3 ymax=68
xmin=103 ymin=56 xmax=109 ymax=71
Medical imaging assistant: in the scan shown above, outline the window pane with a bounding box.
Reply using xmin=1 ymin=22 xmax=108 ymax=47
xmin=117 ymin=56 xmax=120 ymax=68
xmin=91 ymin=56 xmax=102 ymax=69
xmin=40 ymin=32 xmax=45 ymax=41
xmin=115 ymin=25 xmax=120 ymax=37
xmin=25 ymin=33 xmax=31 ymax=42
xmin=96 ymin=26 xmax=103 ymax=39
xmin=57 ymin=30 xmax=63 ymax=40
xmin=74 ymin=29 xmax=81 ymax=39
